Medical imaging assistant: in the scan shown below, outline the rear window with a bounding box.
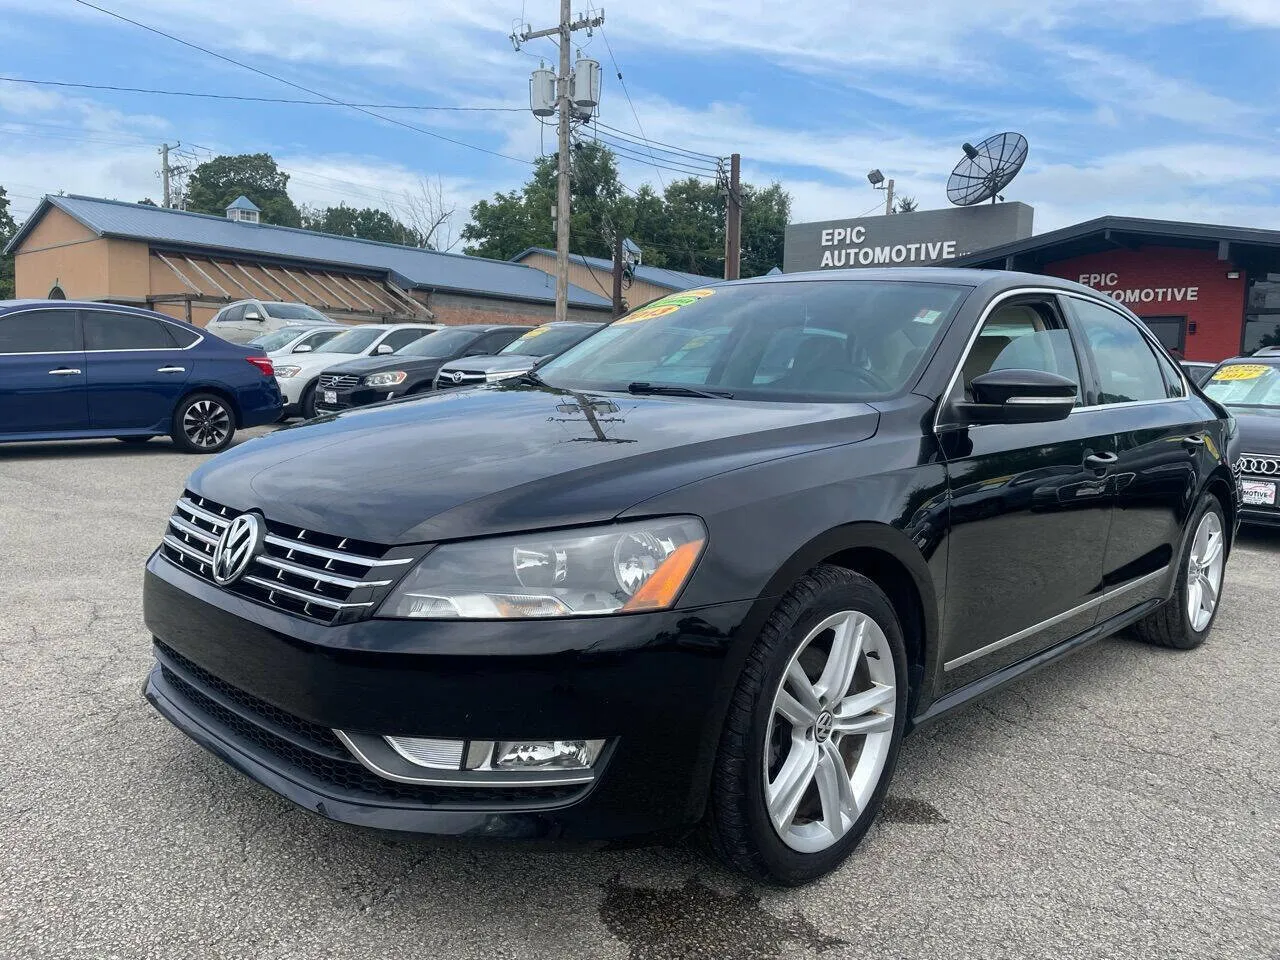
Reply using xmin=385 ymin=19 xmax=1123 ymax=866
xmin=263 ymin=303 xmax=329 ymax=321
xmin=539 ymin=281 xmax=970 ymax=401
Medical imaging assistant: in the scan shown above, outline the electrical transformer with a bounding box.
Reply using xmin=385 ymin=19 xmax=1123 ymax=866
xmin=529 ymin=67 xmax=556 ymax=117
xmin=572 ymin=57 xmax=602 ymax=109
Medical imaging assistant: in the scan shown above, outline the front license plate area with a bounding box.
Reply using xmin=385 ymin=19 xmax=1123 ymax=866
xmin=323 ymin=390 xmax=337 ymax=404
xmin=1242 ymin=479 xmax=1277 ymax=506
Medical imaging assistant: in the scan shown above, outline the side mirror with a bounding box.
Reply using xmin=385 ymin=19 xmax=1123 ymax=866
xmin=949 ymin=369 xmax=1077 ymax=426
xmin=375 ymin=343 xmax=395 ymax=355
xmin=244 ymin=309 xmax=263 ymax=321
xmin=293 ymin=343 xmax=313 ymax=353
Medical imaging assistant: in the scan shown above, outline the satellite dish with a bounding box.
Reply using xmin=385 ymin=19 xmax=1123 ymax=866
xmin=947 ymin=132 xmax=1028 ymax=206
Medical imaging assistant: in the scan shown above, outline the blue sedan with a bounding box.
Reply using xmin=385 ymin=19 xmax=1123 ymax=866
xmin=0 ymin=300 xmax=283 ymax=453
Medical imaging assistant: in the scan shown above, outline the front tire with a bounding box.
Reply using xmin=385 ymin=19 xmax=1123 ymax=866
xmin=707 ymin=565 xmax=908 ymax=885
xmin=171 ymin=392 xmax=235 ymax=454
xmin=1132 ymin=493 xmax=1227 ymax=650
xmin=300 ymin=381 xmax=319 ymax=420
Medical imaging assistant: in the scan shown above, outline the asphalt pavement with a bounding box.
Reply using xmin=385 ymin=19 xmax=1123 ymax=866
xmin=1 ymin=428 xmax=1276 ymax=960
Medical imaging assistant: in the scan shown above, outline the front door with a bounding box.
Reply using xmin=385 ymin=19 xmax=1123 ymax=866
xmin=937 ymin=295 xmax=1116 ymax=692
xmin=0 ymin=307 xmax=88 ymax=435
xmin=1064 ymin=296 xmax=1210 ymax=621
xmin=82 ymin=310 xmax=192 ymax=430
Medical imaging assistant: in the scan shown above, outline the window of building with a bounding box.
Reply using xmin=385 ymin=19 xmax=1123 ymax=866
xmin=1244 ymin=274 xmax=1280 ymax=354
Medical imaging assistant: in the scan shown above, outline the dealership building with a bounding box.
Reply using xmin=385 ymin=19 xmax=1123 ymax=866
xmin=4 ymin=194 xmax=616 ymax=327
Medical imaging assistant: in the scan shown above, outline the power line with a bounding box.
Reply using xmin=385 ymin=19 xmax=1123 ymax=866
xmin=590 ymin=135 xmax=721 ymax=180
xmin=589 ymin=124 xmax=720 ymax=171
xmin=0 ymin=76 xmax=525 ymax=112
xmin=72 ymin=0 xmax=534 ymax=166
xmin=598 ymin=26 xmax=665 ymax=191
xmin=595 ymin=120 xmax=722 ymax=163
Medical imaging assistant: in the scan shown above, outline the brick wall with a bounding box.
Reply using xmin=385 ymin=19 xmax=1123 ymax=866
xmin=1041 ymin=246 xmax=1245 ymax=362
xmin=424 ymin=291 xmax=610 ymax=327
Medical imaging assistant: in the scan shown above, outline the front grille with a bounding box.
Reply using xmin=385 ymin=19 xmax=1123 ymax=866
xmin=154 ymin=641 xmax=584 ymax=809
xmin=318 ymin=374 xmax=360 ymax=389
xmin=1237 ymin=454 xmax=1280 ymax=477
xmin=160 ymin=491 xmax=415 ymax=624
xmin=436 ymin=370 xmax=486 ymax=387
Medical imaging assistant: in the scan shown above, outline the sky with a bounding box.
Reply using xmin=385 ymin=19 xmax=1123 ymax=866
xmin=0 ymin=0 xmax=1277 ymax=252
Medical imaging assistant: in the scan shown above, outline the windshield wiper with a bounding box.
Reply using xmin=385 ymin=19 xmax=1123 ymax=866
xmin=627 ymin=381 xmax=734 ymax=399
xmin=516 ymin=369 xmax=547 ymax=386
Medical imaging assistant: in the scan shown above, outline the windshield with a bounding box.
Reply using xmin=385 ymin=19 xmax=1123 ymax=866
xmin=1203 ymin=362 xmax=1280 ymax=407
xmin=317 ymin=327 xmax=383 ymax=354
xmin=538 ymin=281 xmax=969 ymax=401
xmin=397 ymin=328 xmax=479 ymax=357
xmin=263 ymin=303 xmax=329 ymax=321
xmin=499 ymin=324 xmax=599 ymax=357
xmin=250 ymin=326 xmax=313 ymax=351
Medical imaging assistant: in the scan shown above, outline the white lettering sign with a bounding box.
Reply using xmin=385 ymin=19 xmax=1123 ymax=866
xmin=1078 ymin=273 xmax=1198 ymax=306
xmin=814 ymin=222 xmax=961 ymax=267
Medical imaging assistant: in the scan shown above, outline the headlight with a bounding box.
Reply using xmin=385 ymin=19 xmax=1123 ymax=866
xmin=275 ymin=365 xmax=301 ymax=378
xmin=485 ymin=369 xmax=524 ymax=382
xmin=364 ymin=371 xmax=407 ymax=387
xmin=379 ymin=517 xmax=706 ymax=619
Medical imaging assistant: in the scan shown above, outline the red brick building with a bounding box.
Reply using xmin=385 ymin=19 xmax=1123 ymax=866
xmin=955 ymin=217 xmax=1280 ymax=361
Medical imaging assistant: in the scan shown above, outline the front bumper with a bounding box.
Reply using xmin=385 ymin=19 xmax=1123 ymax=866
xmin=142 ymin=551 xmax=751 ymax=840
xmin=314 ymin=382 xmax=411 ymax=414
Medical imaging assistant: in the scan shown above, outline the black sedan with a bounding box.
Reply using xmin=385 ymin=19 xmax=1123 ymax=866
xmin=314 ymin=324 xmax=530 ymax=413
xmin=1203 ymin=356 xmax=1280 ymax=526
xmin=143 ymin=269 xmax=1237 ymax=885
xmin=433 ymin=321 xmax=606 ymax=389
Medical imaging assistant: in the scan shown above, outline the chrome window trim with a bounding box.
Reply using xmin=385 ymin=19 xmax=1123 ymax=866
xmin=943 ymin=565 xmax=1170 ymax=672
xmin=0 ymin=305 xmax=83 ymax=356
xmin=0 ymin=304 xmax=206 ymax=354
xmin=933 ymin=287 xmax=1187 ymax=433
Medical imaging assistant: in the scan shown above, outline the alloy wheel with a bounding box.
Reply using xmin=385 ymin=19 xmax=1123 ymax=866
xmin=183 ymin=399 xmax=231 ymax=450
xmin=764 ymin=610 xmax=897 ymax=853
xmin=1186 ymin=511 xmax=1225 ymax=632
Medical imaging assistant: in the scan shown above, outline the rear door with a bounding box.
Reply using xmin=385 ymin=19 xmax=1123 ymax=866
xmin=937 ymin=293 xmax=1117 ymax=691
xmin=0 ymin=307 xmax=87 ymax=434
xmin=82 ymin=310 xmax=193 ymax=430
xmin=1063 ymin=295 xmax=1214 ymax=621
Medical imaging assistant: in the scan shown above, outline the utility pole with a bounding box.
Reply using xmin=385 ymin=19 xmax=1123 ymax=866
xmin=158 ymin=142 xmax=189 ymax=209
xmin=611 ymin=229 xmax=625 ymax=317
xmin=723 ymin=152 xmax=742 ymax=280
xmin=160 ymin=143 xmax=173 ymax=208
xmin=884 ymin=178 xmax=895 ymax=216
xmin=512 ymin=5 xmax=604 ymax=322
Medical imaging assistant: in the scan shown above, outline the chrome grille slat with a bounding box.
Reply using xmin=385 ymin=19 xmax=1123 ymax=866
xmin=159 ymin=492 xmax=411 ymax=624
xmin=255 ymin=554 xmax=392 ymax=589
xmin=319 ymin=374 xmax=361 ymax=389
xmin=240 ymin=575 xmax=373 ymax=610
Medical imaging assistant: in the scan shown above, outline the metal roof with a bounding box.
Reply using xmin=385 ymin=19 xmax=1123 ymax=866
xmin=6 ymin=195 xmax=612 ymax=309
xmin=226 ymin=195 xmax=260 ymax=212
xmin=510 ymin=246 xmax=717 ymax=292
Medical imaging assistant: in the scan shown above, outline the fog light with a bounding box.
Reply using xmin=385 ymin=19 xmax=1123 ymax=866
xmin=492 ymin=739 xmax=605 ymax=771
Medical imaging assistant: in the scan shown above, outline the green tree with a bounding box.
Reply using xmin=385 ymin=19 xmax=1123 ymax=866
xmin=462 ymin=145 xmax=790 ymax=279
xmin=894 ymin=195 xmax=918 ymax=214
xmin=0 ymin=186 xmax=18 ymax=300
xmin=301 ymin=203 xmax=424 ymax=246
xmin=186 ymin=153 xmax=302 ymax=227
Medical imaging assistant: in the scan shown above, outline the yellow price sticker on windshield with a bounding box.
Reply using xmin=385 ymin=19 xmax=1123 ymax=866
xmin=520 ymin=326 xmax=551 ymax=339
xmin=1211 ymin=364 xmax=1269 ymax=381
xmin=618 ymin=288 xmax=716 ymax=324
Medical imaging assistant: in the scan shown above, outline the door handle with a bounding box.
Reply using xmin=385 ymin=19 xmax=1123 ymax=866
xmin=156 ymin=366 xmax=186 ymax=373
xmin=1182 ymin=435 xmax=1206 ymax=448
xmin=47 ymin=367 xmax=82 ymax=375
xmin=1084 ymin=451 xmax=1119 ymax=472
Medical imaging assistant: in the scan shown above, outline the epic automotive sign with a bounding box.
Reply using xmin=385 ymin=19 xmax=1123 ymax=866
xmin=783 ymin=203 xmax=1034 ymax=273
xmin=1077 ymin=271 xmax=1200 ymax=305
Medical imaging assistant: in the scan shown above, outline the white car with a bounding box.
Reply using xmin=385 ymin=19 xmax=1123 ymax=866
xmin=208 ymin=300 xmax=337 ymax=344
xmin=274 ymin=323 xmax=440 ymax=419
xmin=250 ymin=324 xmax=349 ymax=358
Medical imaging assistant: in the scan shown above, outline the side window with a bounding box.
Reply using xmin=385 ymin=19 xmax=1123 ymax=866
xmin=165 ymin=322 xmax=200 ymax=348
xmin=304 ymin=329 xmax=340 ymax=349
xmin=219 ymin=305 xmax=246 ymax=323
xmin=1069 ymin=299 xmax=1169 ymax=404
xmin=1151 ymin=348 xmax=1186 ymax=398
xmin=957 ymin=300 xmax=1081 ymax=402
xmin=475 ymin=330 xmax=520 ymax=354
xmin=84 ymin=311 xmax=177 ymax=351
xmin=0 ymin=309 xmax=79 ymax=353
xmin=381 ymin=327 xmax=426 ymax=352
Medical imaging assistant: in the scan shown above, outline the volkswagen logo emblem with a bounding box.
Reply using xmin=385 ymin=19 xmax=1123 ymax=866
xmin=211 ymin=513 xmax=263 ymax=586
xmin=449 ymin=370 xmax=466 ymax=383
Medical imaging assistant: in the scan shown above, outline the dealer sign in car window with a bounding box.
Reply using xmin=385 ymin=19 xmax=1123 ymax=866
xmin=1204 ymin=361 xmax=1280 ymax=506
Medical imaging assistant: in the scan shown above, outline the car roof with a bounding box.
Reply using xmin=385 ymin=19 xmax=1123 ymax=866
xmin=1219 ymin=356 xmax=1280 ymax=367
xmin=718 ymin=266 xmax=1105 ymax=298
xmin=0 ymin=299 xmax=188 ymax=321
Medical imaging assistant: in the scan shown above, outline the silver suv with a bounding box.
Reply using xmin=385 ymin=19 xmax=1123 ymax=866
xmin=207 ymin=300 xmax=337 ymax=344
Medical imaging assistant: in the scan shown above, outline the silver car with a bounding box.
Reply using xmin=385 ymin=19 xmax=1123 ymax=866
xmin=250 ymin=324 xmax=349 ymax=358
xmin=208 ymin=300 xmax=337 ymax=344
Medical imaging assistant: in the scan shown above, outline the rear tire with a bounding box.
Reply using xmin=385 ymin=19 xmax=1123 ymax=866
xmin=1131 ymin=493 xmax=1227 ymax=650
xmin=171 ymin=392 xmax=236 ymax=454
xmin=706 ymin=565 xmax=908 ymax=885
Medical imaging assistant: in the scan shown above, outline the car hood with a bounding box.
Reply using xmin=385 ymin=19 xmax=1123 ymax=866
xmin=324 ymin=355 xmax=446 ymax=376
xmin=188 ymin=384 xmax=880 ymax=544
xmin=277 ymin=350 xmax=361 ymax=374
xmin=438 ymin=355 xmax=539 ymax=376
xmin=1232 ymin=406 xmax=1280 ymax=453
